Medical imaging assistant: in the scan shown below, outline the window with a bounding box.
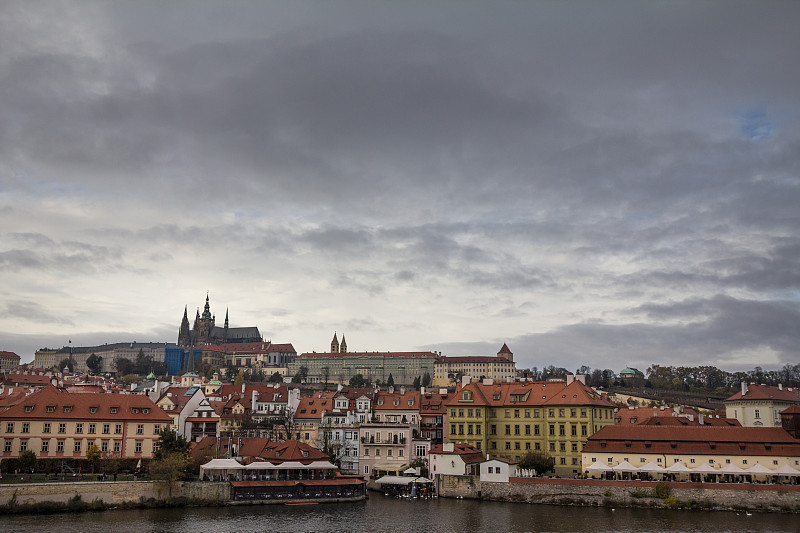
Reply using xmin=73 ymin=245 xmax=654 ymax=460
xmin=90 ymin=407 xmax=98 ymax=414
xmin=24 ymin=405 xmax=33 ymax=412
xmin=115 ymin=424 xmax=122 ymax=434
xmin=459 ymin=409 xmax=464 ymax=417
xmin=450 ymin=409 xmax=456 ymax=418
xmin=364 ymin=466 xmax=369 ymax=474
xmin=76 ymin=423 xmax=83 ymax=434
xmin=110 ymin=407 xmax=119 ymax=414
xmin=548 ymin=409 xmax=555 ymax=417
xmin=505 ymin=410 xmax=511 ymax=418
xmin=41 ymin=441 xmax=49 ymax=452
xmin=560 ymin=443 xmax=566 ymax=452
xmin=22 ymin=423 xmax=30 ymax=434
xmin=57 ymin=440 xmax=65 ymax=452
xmin=88 ymin=424 xmax=96 ymax=434
xmin=572 ymin=443 xmax=578 ymax=452
xmin=46 ymin=406 xmax=55 ymax=413
xmin=559 ymin=409 xmax=565 ymax=417
xmin=153 ymin=442 xmax=160 ymax=453
xmin=571 ymin=425 xmax=577 ymax=436
xmin=505 ymin=442 xmax=511 ymax=450
xmin=754 ymin=409 xmax=760 ymax=419
xmin=514 ymin=409 xmax=520 ymax=418
xmin=491 ymin=441 xmax=496 ymax=449
xmin=43 ymin=423 xmax=51 ymax=433
xmin=113 ymin=441 xmax=121 ymax=453
xmin=6 ymin=423 xmax=13 ymax=433
xmin=135 ymin=442 xmax=142 ymax=453
xmin=535 ymin=442 xmax=541 ymax=451
xmin=571 ymin=409 xmax=576 ymax=417
xmin=525 ymin=410 xmax=530 ymax=418
xmin=459 ymin=424 xmax=464 ymax=435
xmin=549 ymin=425 xmax=555 ymax=436
xmin=74 ymin=441 xmax=82 ymax=453
xmin=58 ymin=423 xmax=66 ymax=434
xmin=3 ymin=441 xmax=11 ymax=452
xmin=63 ymin=406 xmax=72 ymax=413
xmin=476 ymin=424 xmax=482 ymax=435
xmin=101 ymin=441 xmax=108 ymax=453
xmin=364 ymin=448 xmax=369 ymax=456
xmin=136 ymin=424 xmax=144 ymax=435
xmin=581 ymin=425 xmax=587 ymax=437
xmin=450 ymin=425 xmax=456 ymax=435
xmin=525 ymin=425 xmax=531 ymax=435
xmin=514 ymin=425 xmax=520 ymax=435
xmin=375 ymin=449 xmax=380 ymax=457
xmin=467 ymin=409 xmax=473 ymax=417
xmin=525 ymin=442 xmax=531 ymax=450
xmin=505 ymin=425 xmax=511 ymax=435
xmin=491 ymin=425 xmax=496 ymax=435
xmin=467 ymin=424 xmax=473 ymax=435
xmin=103 ymin=424 xmax=110 ymax=434
xmin=475 ymin=409 xmax=481 ymax=416
xmin=549 ymin=443 xmax=555 ymax=452
xmin=154 ymin=425 xmax=161 ymax=434
xmin=19 ymin=440 xmax=28 ymax=452
xmin=515 ymin=442 xmax=520 ymax=450
xmin=388 ymin=449 xmax=393 ymax=457
xmin=559 ymin=425 xmax=566 ymax=436
xmin=581 ymin=409 xmax=587 ymax=418
xmin=534 ymin=424 xmax=540 ymax=436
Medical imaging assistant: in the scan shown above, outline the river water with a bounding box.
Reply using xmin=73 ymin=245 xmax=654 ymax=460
xmin=2 ymin=494 xmax=797 ymax=533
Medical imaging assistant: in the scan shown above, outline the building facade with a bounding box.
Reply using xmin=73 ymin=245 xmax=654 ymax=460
xmin=178 ymin=294 xmax=262 ymax=347
xmin=290 ymin=351 xmax=439 ymax=386
xmin=0 ymin=385 xmax=171 ymax=460
xmin=725 ymin=383 xmax=800 ymax=427
xmin=0 ymin=351 xmax=21 ymax=372
xmin=434 ymin=344 xmax=516 ymax=387
xmin=444 ymin=376 xmax=617 ymax=476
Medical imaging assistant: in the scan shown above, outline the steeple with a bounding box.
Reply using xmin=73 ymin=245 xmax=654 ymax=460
xmin=497 ymin=343 xmax=513 ymax=362
xmin=178 ymin=305 xmax=191 ymax=345
xmin=201 ymin=292 xmax=212 ymax=319
xmin=224 ymin=308 xmax=229 ymax=329
xmin=331 ymin=332 xmax=339 ymax=353
xmin=340 ymin=334 xmax=347 ymax=353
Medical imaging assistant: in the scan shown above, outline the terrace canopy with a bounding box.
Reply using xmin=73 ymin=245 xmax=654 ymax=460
xmin=773 ymin=464 xmax=800 ymax=477
xmin=638 ymin=462 xmax=665 ymax=473
xmin=200 ymin=458 xmax=245 ymax=479
xmin=585 ymin=461 xmax=610 ymax=472
xmin=612 ymin=460 xmax=639 ymax=473
xmin=746 ymin=463 xmax=774 ymax=476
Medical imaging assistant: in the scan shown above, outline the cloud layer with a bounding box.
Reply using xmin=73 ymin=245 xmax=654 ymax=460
xmin=1 ymin=1 xmax=798 ymax=372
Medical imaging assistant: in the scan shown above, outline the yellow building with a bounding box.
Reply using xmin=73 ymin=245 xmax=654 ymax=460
xmin=0 ymin=385 xmax=172 ymax=460
xmin=444 ymin=377 xmax=616 ymax=476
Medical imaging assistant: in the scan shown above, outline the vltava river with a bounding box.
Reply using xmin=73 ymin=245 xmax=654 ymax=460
xmin=2 ymin=494 xmax=797 ymax=532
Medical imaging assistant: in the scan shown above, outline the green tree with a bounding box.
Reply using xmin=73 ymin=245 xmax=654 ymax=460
xmin=269 ymin=371 xmax=283 ymax=383
xmin=518 ymin=451 xmax=555 ymax=474
xmin=234 ymin=371 xmax=245 ymax=387
xmin=412 ymin=376 xmax=421 ymax=390
xmin=18 ymin=450 xmax=37 ymax=472
xmin=421 ymin=372 xmax=432 ymax=388
xmin=291 ymin=365 xmax=308 ymax=384
xmin=154 ymin=427 xmax=190 ymax=460
xmin=349 ymin=374 xmax=367 ymax=388
xmin=59 ymin=358 xmax=74 ymax=374
xmin=387 ymin=373 xmax=394 ymax=387
xmin=86 ymin=353 xmax=103 ymax=375
xmin=115 ymin=357 xmax=135 ymax=376
xmin=86 ymin=444 xmax=101 ymax=472
xmin=150 ymin=452 xmax=189 ymax=496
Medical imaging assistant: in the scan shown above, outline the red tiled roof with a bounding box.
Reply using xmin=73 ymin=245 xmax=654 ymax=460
xmin=374 ymin=390 xmax=420 ymax=411
xmin=257 ymin=440 xmax=330 ymax=463
xmin=584 ymin=425 xmax=800 ymax=457
xmin=445 ymin=380 xmax=615 ymax=408
xmin=781 ymin=404 xmax=800 ymax=415
xmin=438 ymin=356 xmax=514 ymax=364
xmin=295 ymin=395 xmax=334 ymax=419
xmin=430 ymin=442 xmax=485 ymax=464
xmin=725 ymin=384 xmax=800 ymax=402
xmin=3 ymin=384 xmax=171 ymax=422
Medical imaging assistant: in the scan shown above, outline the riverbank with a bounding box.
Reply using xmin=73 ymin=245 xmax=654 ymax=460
xmin=436 ymin=475 xmax=800 ymax=513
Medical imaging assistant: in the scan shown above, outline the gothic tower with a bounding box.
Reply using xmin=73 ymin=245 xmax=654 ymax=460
xmin=340 ymin=334 xmax=347 ymax=353
xmin=178 ymin=306 xmax=191 ymax=346
xmin=331 ymin=332 xmax=340 ymax=353
xmin=497 ymin=343 xmax=513 ymax=362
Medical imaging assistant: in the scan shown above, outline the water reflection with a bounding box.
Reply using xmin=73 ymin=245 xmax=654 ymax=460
xmin=2 ymin=495 xmax=796 ymax=533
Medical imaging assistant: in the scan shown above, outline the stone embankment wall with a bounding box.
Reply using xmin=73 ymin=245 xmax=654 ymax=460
xmin=436 ymin=476 xmax=800 ymax=513
xmin=0 ymin=481 xmax=230 ymax=507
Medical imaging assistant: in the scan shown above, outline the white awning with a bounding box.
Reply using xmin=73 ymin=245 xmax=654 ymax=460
xmin=720 ymin=463 xmax=746 ymax=474
xmin=746 ymin=463 xmax=774 ymax=475
xmin=375 ymin=475 xmax=432 ymax=485
xmin=666 ymin=462 xmax=691 ymax=473
xmin=690 ymin=463 xmax=719 ymax=475
xmin=199 ymin=458 xmax=244 ymax=478
xmin=612 ymin=460 xmax=639 ymax=472
xmin=245 ymin=461 xmax=278 ymax=470
xmin=585 ymin=461 xmax=610 ymax=471
xmin=306 ymin=460 xmax=338 ymax=470
xmin=638 ymin=462 xmax=665 ymax=473
xmin=773 ymin=464 xmax=800 ymax=477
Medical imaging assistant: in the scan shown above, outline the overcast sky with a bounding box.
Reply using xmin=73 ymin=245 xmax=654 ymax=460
xmin=1 ymin=1 xmax=798 ymax=373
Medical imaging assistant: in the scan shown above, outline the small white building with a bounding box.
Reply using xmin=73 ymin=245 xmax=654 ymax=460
xmin=480 ymin=457 xmax=518 ymax=483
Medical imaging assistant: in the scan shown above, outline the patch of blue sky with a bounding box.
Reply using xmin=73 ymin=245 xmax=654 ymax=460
xmin=740 ymin=107 xmax=773 ymax=142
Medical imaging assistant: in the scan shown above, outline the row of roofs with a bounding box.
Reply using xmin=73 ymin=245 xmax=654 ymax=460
xmin=447 ymin=378 xmax=616 ymax=408
xmin=200 ymin=342 xmax=297 ymax=355
xmin=0 ymin=384 xmax=171 ymax=423
xmin=298 ymin=351 xmax=440 ymax=359
xmin=584 ymin=425 xmax=800 ymax=457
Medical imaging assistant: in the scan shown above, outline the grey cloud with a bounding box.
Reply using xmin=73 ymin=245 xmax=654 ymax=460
xmin=1 ymin=301 xmax=74 ymax=325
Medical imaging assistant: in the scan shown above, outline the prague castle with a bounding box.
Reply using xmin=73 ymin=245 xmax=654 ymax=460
xmin=178 ymin=294 xmax=262 ymax=347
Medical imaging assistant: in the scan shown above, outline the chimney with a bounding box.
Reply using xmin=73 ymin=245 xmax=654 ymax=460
xmin=741 ymin=382 xmax=748 ymax=396
xmin=400 ymin=386 xmax=406 ymax=395
xmin=241 ymin=383 xmax=246 ymax=394
xmin=443 ymin=442 xmax=454 ymax=452
xmin=461 ymin=375 xmax=470 ymax=388
xmin=566 ymin=374 xmax=575 ymax=385
xmin=778 ymin=383 xmax=783 ymax=391
xmin=576 ymin=375 xmax=586 ymax=385
xmin=698 ymin=414 xmax=704 ymax=425
xmin=252 ymin=389 xmax=258 ymax=410
xmin=482 ymin=378 xmax=494 ymax=385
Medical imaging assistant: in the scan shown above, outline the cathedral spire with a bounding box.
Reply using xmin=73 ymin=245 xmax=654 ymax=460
xmin=224 ymin=308 xmax=229 ymax=329
xmin=178 ymin=305 xmax=191 ymax=346
xmin=331 ymin=332 xmax=339 ymax=353
xmin=201 ymin=293 xmax=212 ymax=319
xmin=340 ymin=334 xmax=347 ymax=353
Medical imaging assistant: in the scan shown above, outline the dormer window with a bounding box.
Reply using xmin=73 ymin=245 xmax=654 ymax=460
xmin=142 ymin=408 xmax=149 ymax=414
xmin=90 ymin=407 xmax=98 ymax=413
xmin=46 ymin=406 xmax=56 ymax=413
xmin=302 ymin=450 xmax=308 ymax=457
xmin=131 ymin=408 xmax=139 ymax=414
xmin=110 ymin=407 xmax=119 ymax=414
xmin=63 ymin=406 xmax=72 ymax=413
xmin=24 ymin=405 xmax=34 ymax=412
xmin=462 ymin=391 xmax=472 ymax=401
